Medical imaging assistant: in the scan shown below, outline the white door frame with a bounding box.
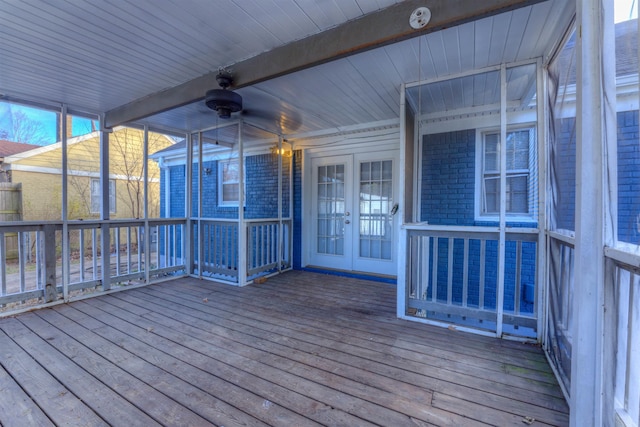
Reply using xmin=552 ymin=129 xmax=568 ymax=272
xmin=304 ymin=147 xmax=400 ymax=276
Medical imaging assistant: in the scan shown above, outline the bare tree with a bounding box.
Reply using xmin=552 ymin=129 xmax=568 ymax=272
xmin=110 ymin=129 xmax=164 ymax=218
xmin=1 ymin=110 xmax=50 ymax=145
xmin=66 ymin=128 xmax=165 ymax=219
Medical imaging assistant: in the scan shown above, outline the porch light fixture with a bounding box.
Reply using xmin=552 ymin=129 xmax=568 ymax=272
xmin=409 ymin=7 xmax=431 ymax=29
xmin=270 ymin=143 xmax=292 ymax=158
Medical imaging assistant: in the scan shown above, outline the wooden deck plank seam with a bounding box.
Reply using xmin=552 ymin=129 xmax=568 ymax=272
xmin=87 ymin=293 xmax=475 ymax=427
xmin=106 ymin=282 xmax=568 ymax=426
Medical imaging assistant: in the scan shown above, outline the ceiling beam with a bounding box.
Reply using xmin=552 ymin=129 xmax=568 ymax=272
xmin=104 ymin=0 xmax=547 ymax=128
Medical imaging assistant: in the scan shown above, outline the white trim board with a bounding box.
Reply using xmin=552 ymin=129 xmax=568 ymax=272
xmin=7 ymin=163 xmax=160 ymax=183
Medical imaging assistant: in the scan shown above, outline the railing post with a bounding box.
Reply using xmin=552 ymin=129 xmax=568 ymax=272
xmin=43 ymin=224 xmax=57 ymax=302
xmin=572 ymin=0 xmax=616 ymax=424
xmin=237 ymin=120 xmax=247 ymax=286
xmin=0 ymin=231 xmax=5 ymax=296
xmin=397 ymin=226 xmax=408 ymax=318
xmin=100 ymin=124 xmax=112 ymax=291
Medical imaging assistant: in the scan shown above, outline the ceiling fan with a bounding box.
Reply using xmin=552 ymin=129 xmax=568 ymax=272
xmin=205 ymin=71 xmax=243 ymax=119
xmin=203 ymin=70 xmax=302 ymax=133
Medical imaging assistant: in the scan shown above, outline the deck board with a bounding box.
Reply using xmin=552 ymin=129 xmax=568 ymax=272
xmin=0 ymin=271 xmax=569 ymax=426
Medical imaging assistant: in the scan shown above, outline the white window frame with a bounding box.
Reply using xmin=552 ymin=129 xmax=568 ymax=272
xmin=475 ymin=125 xmax=537 ymax=223
xmin=217 ymin=159 xmax=242 ymax=207
xmin=90 ymin=178 xmax=116 ymax=214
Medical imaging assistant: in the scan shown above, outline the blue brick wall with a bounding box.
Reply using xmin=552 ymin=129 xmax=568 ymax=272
xmin=617 ymin=110 xmax=640 ymax=244
xmin=158 ymin=154 xmax=289 ymax=220
xmin=293 ymin=150 xmax=302 ymax=269
xmin=421 ymin=130 xmax=476 ymax=225
xmin=551 ymin=117 xmax=577 ymax=231
xmin=245 ymin=153 xmax=291 ymax=219
xmin=552 ymin=111 xmax=640 ymax=244
xmin=168 ymin=165 xmax=186 ymax=217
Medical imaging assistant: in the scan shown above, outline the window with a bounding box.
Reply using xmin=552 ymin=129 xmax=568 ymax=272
xmin=478 ymin=127 xmax=536 ymax=221
xmin=90 ymin=178 xmax=116 ymax=214
xmin=218 ymin=160 xmax=240 ymax=206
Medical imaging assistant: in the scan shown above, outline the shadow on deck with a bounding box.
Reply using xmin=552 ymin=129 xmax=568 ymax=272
xmin=0 ymin=270 xmax=569 ymax=426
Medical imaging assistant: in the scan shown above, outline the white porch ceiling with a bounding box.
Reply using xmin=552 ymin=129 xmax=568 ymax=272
xmin=0 ymin=0 xmax=574 ymax=138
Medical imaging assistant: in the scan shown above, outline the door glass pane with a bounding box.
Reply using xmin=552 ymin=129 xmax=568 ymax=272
xmin=359 ymin=160 xmax=393 ymax=260
xmin=317 ymin=163 xmax=345 ymax=255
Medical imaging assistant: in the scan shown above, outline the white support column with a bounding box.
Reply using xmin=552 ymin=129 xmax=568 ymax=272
xmin=277 ymin=136 xmax=283 ymax=272
xmin=496 ymin=64 xmax=508 ymax=337
xmin=397 ymin=83 xmax=408 ymax=319
xmin=99 ymin=120 xmax=111 ymax=291
xmin=197 ymin=132 xmax=203 ymax=279
xmin=288 ymin=139 xmax=294 ymax=268
xmin=535 ymin=59 xmax=549 ymax=343
xmin=238 ymin=121 xmax=247 ymax=286
xmin=536 ymin=58 xmax=548 ymax=342
xmin=185 ymin=133 xmax=193 ymax=275
xmin=61 ymin=105 xmax=69 ymax=301
xmin=143 ymin=125 xmax=150 ymax=285
xmin=571 ymin=0 xmax=616 ymax=425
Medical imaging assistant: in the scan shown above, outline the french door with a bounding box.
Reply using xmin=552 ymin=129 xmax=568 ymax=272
xmin=310 ymin=151 xmax=398 ymax=276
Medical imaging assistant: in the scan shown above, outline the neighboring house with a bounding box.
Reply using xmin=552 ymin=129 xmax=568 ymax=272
xmin=2 ymin=127 xmax=175 ymax=221
xmin=0 ymin=139 xmax=40 ymax=183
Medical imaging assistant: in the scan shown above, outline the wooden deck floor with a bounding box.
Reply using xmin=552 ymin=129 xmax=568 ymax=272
xmin=0 ymin=271 xmax=569 ymax=426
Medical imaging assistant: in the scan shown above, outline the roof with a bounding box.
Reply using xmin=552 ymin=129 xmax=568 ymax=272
xmin=0 ymin=140 xmax=41 ymax=158
xmin=552 ymin=19 xmax=638 ymax=87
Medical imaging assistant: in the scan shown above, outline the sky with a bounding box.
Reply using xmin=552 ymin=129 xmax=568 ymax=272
xmin=0 ymin=0 xmax=638 ymax=145
xmin=0 ymin=102 xmax=94 ymax=145
xmin=616 ymin=0 xmax=638 ymax=21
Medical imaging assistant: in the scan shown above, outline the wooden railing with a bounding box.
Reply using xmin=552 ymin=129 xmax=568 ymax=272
xmin=0 ymin=222 xmax=60 ymax=306
xmin=405 ymin=225 xmax=539 ymax=337
xmin=193 ymin=219 xmax=239 ymax=281
xmin=0 ymin=218 xmax=187 ymax=311
xmin=192 ymin=218 xmax=293 ymax=284
xmin=604 ymin=246 xmax=640 ymax=427
xmin=247 ymin=218 xmax=292 ymax=277
xmin=544 ymin=231 xmax=575 ymax=397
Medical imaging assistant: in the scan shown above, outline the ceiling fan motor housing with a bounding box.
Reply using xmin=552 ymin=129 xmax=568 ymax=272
xmin=205 ymin=88 xmax=243 ymax=118
xmin=205 ymin=71 xmax=243 ymax=118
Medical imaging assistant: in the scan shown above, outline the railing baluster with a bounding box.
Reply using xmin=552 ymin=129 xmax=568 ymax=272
xmin=419 ymin=235 xmax=428 ymax=299
xmin=19 ymin=231 xmax=26 ymax=293
xmin=462 ymin=238 xmax=469 ymax=307
xmin=624 ymin=271 xmax=638 ymax=415
xmin=515 ymin=240 xmax=522 ymax=315
xmin=206 ymin=223 xmax=211 ymax=268
xmin=137 ymin=226 xmax=142 ymax=273
xmin=447 ymin=237 xmax=453 ymax=305
xmin=1 ymin=232 xmax=6 ymax=296
xmin=115 ymin=226 xmax=121 ymax=277
xmin=214 ymin=223 xmax=218 ymax=269
xmin=265 ymin=225 xmax=269 ymax=267
xmin=126 ymin=227 xmax=131 ymax=274
xmin=172 ymin=224 xmax=177 ymax=267
xmin=92 ymin=228 xmax=98 ymax=281
xmin=36 ymin=231 xmax=43 ymax=289
xmin=431 ymin=237 xmax=437 ymax=302
xmin=249 ymin=225 xmax=254 ymax=272
xmin=479 ymin=239 xmax=486 ymax=310
xmin=79 ymin=229 xmax=85 ymax=283
xmin=232 ymin=224 xmax=237 ymax=271
xmin=167 ymin=225 xmax=171 ymax=268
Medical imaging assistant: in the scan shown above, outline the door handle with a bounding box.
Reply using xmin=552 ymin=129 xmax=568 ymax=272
xmin=345 ymin=219 xmax=351 ymax=224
